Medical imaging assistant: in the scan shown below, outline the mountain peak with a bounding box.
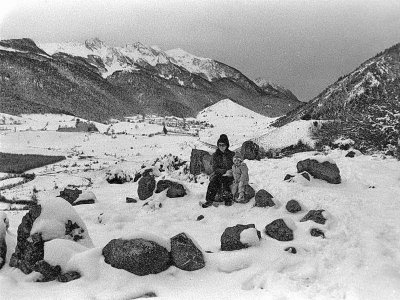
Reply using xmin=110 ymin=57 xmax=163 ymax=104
xmin=84 ymin=37 xmax=105 ymax=51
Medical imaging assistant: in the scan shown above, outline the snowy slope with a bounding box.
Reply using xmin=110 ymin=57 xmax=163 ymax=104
xmin=1 ymin=125 xmax=400 ymax=299
xmin=197 ymin=99 xmax=276 ymax=149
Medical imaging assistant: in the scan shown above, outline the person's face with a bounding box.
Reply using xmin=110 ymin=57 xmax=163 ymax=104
xmin=218 ymin=143 xmax=227 ymax=152
xmin=233 ymin=158 xmax=242 ymax=166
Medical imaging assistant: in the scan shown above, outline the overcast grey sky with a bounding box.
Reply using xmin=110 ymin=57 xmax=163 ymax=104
xmin=1 ymin=0 xmax=399 ymax=101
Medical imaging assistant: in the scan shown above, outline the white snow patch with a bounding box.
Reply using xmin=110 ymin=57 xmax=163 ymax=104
xmin=239 ymin=228 xmax=260 ymax=247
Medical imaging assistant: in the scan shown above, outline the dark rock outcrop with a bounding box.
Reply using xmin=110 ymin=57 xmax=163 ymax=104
xmin=33 ymin=260 xmax=62 ymax=282
xmin=138 ymin=174 xmax=156 ymax=200
xmin=254 ymin=189 xmax=275 ymax=207
xmin=189 ymin=149 xmax=213 ymax=175
xmin=310 ymin=228 xmax=325 ymax=238
xmin=126 ymin=197 xmax=138 ymax=203
xmin=102 ymin=238 xmax=171 ymax=276
xmin=155 ymin=180 xmax=186 ymax=198
xmin=297 ymin=159 xmax=341 ymax=184
xmin=170 ymin=233 xmax=205 ymax=271
xmin=265 ymin=219 xmax=294 ymax=241
xmin=300 ymin=210 xmax=327 ymax=225
xmin=57 ymin=271 xmax=81 ymax=282
xmin=221 ymin=224 xmax=261 ymax=251
xmin=284 ymin=174 xmax=295 ymax=181
xmin=240 ymin=141 xmax=260 ymax=160
xmin=58 ymin=188 xmax=82 ymax=205
xmin=9 ymin=205 xmax=44 ymax=274
xmin=286 ymin=200 xmax=302 ymax=213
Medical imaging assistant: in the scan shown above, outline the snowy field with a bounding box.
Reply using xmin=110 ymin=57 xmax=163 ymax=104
xmin=1 ymin=106 xmax=400 ymax=299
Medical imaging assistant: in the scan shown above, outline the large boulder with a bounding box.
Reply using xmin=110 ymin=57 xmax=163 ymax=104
xmin=296 ymin=158 xmax=341 ymax=184
xmin=221 ymin=224 xmax=261 ymax=251
xmin=170 ymin=233 xmax=205 ymax=271
xmin=138 ymin=174 xmax=156 ymax=200
xmin=254 ymin=189 xmax=275 ymax=207
xmin=240 ymin=141 xmax=260 ymax=160
xmin=300 ymin=210 xmax=327 ymax=225
xmin=102 ymin=238 xmax=171 ymax=276
xmin=265 ymin=219 xmax=294 ymax=241
xmin=9 ymin=198 xmax=93 ymax=275
xmin=189 ymin=149 xmax=213 ymax=175
xmin=155 ymin=180 xmax=186 ymax=198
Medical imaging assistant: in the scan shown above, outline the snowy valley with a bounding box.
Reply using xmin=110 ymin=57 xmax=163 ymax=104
xmin=1 ymin=99 xmax=400 ymax=300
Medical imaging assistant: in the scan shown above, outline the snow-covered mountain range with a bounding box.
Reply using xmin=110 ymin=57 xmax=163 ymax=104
xmin=0 ymin=38 xmax=301 ymax=121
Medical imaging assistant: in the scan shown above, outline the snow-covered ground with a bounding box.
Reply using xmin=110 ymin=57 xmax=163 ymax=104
xmin=1 ymin=104 xmax=400 ymax=299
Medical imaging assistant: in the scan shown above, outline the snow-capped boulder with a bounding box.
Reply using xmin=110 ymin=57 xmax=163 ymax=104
xmin=265 ymin=219 xmax=294 ymax=241
xmin=74 ymin=191 xmax=97 ymax=205
xmin=155 ymin=180 xmax=186 ymax=198
xmin=105 ymin=169 xmax=132 ymax=184
xmin=138 ymin=174 xmax=156 ymax=200
xmin=170 ymin=233 xmax=205 ymax=271
xmin=286 ymin=200 xmax=302 ymax=213
xmin=189 ymin=149 xmax=213 ymax=175
xmin=254 ymin=189 xmax=274 ymax=207
xmin=102 ymin=238 xmax=171 ymax=276
xmin=58 ymin=188 xmax=96 ymax=205
xmin=300 ymin=210 xmax=327 ymax=225
xmin=296 ymin=158 xmax=341 ymax=184
xmin=240 ymin=140 xmax=260 ymax=160
xmin=240 ymin=228 xmax=261 ymax=247
xmin=221 ymin=224 xmax=261 ymax=251
xmin=9 ymin=198 xmax=93 ymax=275
xmin=0 ymin=212 xmax=9 ymax=269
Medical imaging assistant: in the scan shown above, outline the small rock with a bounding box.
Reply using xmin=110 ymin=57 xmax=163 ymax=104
xmin=126 ymin=197 xmax=137 ymax=203
xmin=300 ymin=210 xmax=327 ymax=225
xmin=265 ymin=219 xmax=293 ymax=241
xmin=221 ymin=224 xmax=261 ymax=251
xmin=170 ymin=233 xmax=205 ymax=271
xmin=197 ymin=215 xmax=204 ymax=221
xmin=57 ymin=271 xmax=81 ymax=282
xmin=286 ymin=200 xmax=301 ymax=213
xmin=310 ymin=228 xmax=325 ymax=238
xmin=284 ymin=174 xmax=295 ymax=181
xmin=284 ymin=247 xmax=297 ymax=254
xmin=345 ymin=151 xmax=356 ymax=158
xmin=300 ymin=172 xmax=310 ymax=181
xmin=254 ymin=189 xmax=274 ymax=207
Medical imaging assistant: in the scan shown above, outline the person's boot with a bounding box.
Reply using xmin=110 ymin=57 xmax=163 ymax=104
xmin=237 ymin=192 xmax=245 ymax=203
xmin=201 ymin=201 xmax=213 ymax=208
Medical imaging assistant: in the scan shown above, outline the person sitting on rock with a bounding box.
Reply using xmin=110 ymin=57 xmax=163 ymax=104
xmin=202 ymin=134 xmax=235 ymax=208
xmin=231 ymin=152 xmax=249 ymax=203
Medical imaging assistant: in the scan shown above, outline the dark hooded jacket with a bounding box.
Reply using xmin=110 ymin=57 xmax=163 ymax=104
xmin=212 ymin=134 xmax=234 ymax=176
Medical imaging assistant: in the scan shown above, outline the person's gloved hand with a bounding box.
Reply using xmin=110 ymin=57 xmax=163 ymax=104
xmin=223 ymin=169 xmax=233 ymax=177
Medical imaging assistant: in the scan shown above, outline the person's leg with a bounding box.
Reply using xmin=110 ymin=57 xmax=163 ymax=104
xmin=205 ymin=175 xmax=222 ymax=204
xmin=237 ymin=181 xmax=246 ymax=202
xmin=221 ymin=176 xmax=234 ymax=206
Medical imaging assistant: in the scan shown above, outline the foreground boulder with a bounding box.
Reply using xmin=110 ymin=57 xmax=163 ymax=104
xmin=9 ymin=198 xmax=93 ymax=275
xmin=170 ymin=233 xmax=205 ymax=271
xmin=189 ymin=149 xmax=213 ymax=175
xmin=300 ymin=210 xmax=327 ymax=224
xmin=155 ymin=180 xmax=186 ymax=198
xmin=240 ymin=141 xmax=260 ymax=160
xmin=297 ymin=158 xmax=341 ymax=184
xmin=254 ymin=189 xmax=275 ymax=207
xmin=221 ymin=224 xmax=261 ymax=251
xmin=102 ymin=238 xmax=171 ymax=276
xmin=265 ymin=219 xmax=294 ymax=241
xmin=138 ymin=174 xmax=156 ymax=200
